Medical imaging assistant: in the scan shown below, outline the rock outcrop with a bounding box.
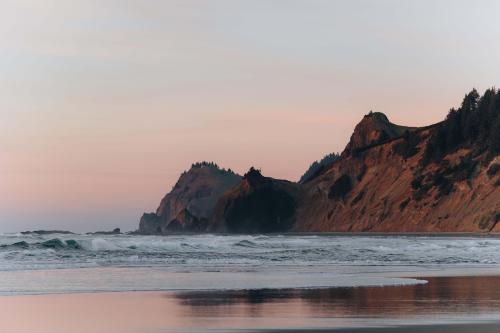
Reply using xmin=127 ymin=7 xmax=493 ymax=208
xmin=294 ymin=89 xmax=500 ymax=232
xmin=139 ymin=162 xmax=241 ymax=234
xmin=139 ymin=89 xmax=500 ymax=234
xmin=87 ymin=228 xmax=121 ymax=235
xmin=209 ymin=168 xmax=300 ymax=233
xmin=342 ymin=111 xmax=416 ymax=157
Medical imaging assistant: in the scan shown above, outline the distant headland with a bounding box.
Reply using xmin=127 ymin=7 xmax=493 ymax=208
xmin=139 ymin=89 xmax=500 ymax=234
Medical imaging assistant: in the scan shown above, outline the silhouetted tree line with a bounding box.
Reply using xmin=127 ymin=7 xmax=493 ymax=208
xmin=299 ymin=152 xmax=340 ymax=183
xmin=392 ymin=129 xmax=422 ymax=159
xmin=181 ymin=161 xmax=237 ymax=176
xmin=423 ymin=88 xmax=500 ymax=164
xmin=191 ymin=161 xmax=220 ymax=169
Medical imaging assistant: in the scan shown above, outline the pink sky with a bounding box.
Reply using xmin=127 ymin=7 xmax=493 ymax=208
xmin=2 ymin=1 xmax=500 ymax=232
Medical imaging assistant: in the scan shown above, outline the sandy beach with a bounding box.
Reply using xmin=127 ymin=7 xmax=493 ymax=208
xmin=2 ymin=234 xmax=500 ymax=332
xmin=2 ymin=275 xmax=500 ymax=333
xmin=260 ymin=325 xmax=500 ymax=332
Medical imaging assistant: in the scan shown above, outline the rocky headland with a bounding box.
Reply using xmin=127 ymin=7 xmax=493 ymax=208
xmin=139 ymin=89 xmax=500 ymax=234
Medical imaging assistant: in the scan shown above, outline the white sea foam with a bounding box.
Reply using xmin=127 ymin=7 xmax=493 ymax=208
xmin=0 ymin=234 xmax=500 ymax=293
xmin=0 ymin=266 xmax=428 ymax=295
xmin=90 ymin=238 xmax=120 ymax=251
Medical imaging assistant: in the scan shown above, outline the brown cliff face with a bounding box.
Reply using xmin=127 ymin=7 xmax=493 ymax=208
xmin=342 ymin=112 xmax=416 ymax=157
xmin=139 ymin=162 xmax=241 ymax=234
xmin=209 ymin=168 xmax=300 ymax=233
xmin=140 ymin=89 xmax=500 ymax=234
xmin=293 ymin=89 xmax=500 ymax=232
xmin=294 ymin=119 xmax=500 ymax=232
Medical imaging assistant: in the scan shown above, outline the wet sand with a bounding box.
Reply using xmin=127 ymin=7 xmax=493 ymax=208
xmin=260 ymin=324 xmax=500 ymax=332
xmin=2 ymin=276 xmax=500 ymax=333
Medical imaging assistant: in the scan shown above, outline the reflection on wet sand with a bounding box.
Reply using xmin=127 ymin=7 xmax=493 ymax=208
xmin=176 ymin=276 xmax=500 ymax=321
xmin=2 ymin=276 xmax=500 ymax=333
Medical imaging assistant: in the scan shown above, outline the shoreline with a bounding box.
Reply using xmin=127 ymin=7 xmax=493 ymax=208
xmin=3 ymin=262 xmax=500 ymax=297
xmin=2 ymin=275 xmax=500 ymax=333
xmin=7 ymin=231 xmax=500 ymax=237
xmin=5 ymin=264 xmax=500 ymax=296
xmin=281 ymin=232 xmax=500 ymax=237
xmin=2 ymin=234 xmax=500 ymax=332
xmin=0 ymin=267 xmax=500 ymax=297
xmin=258 ymin=323 xmax=500 ymax=332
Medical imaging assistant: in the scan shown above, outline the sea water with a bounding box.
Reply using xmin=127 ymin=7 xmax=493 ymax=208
xmin=1 ymin=233 xmax=500 ymax=295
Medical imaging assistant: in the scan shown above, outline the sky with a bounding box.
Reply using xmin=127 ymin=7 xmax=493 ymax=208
xmin=1 ymin=0 xmax=500 ymax=232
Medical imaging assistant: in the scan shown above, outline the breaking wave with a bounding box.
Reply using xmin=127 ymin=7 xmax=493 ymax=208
xmin=2 ymin=239 xmax=84 ymax=250
xmin=1 ymin=233 xmax=500 ymax=272
xmin=234 ymin=239 xmax=258 ymax=248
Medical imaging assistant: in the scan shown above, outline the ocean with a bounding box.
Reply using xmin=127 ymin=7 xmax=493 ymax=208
xmin=1 ymin=233 xmax=500 ymax=294
xmin=2 ymin=233 xmax=500 ymax=332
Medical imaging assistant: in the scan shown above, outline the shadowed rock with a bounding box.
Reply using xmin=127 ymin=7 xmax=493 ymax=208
xmin=139 ymin=162 xmax=241 ymax=234
xmin=210 ymin=168 xmax=300 ymax=233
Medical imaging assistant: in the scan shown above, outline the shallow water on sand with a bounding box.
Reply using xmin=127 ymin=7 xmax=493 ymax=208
xmin=2 ymin=276 xmax=500 ymax=333
xmin=2 ymin=234 xmax=500 ymax=332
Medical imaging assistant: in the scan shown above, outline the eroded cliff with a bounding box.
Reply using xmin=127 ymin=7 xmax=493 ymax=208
xmin=139 ymin=162 xmax=241 ymax=234
xmin=139 ymin=89 xmax=500 ymax=234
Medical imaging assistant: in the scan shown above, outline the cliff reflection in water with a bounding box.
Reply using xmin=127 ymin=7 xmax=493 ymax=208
xmin=175 ymin=276 xmax=500 ymax=320
xmin=3 ymin=276 xmax=500 ymax=333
